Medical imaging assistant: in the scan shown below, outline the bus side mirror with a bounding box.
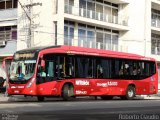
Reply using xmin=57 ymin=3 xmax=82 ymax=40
xmin=41 ymin=59 xmax=45 ymax=68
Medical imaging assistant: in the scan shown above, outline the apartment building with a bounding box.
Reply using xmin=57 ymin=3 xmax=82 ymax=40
xmin=0 ymin=0 xmax=160 ymax=82
xmin=0 ymin=0 xmax=17 ymax=68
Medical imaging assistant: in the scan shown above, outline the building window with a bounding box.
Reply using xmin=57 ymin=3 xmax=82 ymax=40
xmin=78 ymin=24 xmax=95 ymax=48
xmin=0 ymin=1 xmax=5 ymax=9
xmin=78 ymin=28 xmax=86 ymax=47
xmin=78 ymin=0 xmax=118 ymax=24
xmin=0 ymin=26 xmax=17 ymax=42
xmin=151 ymin=33 xmax=160 ymax=55
xmin=77 ymin=23 xmax=119 ymax=50
xmin=151 ymin=9 xmax=160 ymax=28
xmin=64 ymin=21 xmax=74 ymax=46
xmin=0 ymin=0 xmax=18 ymax=10
xmin=96 ymin=30 xmax=103 ymax=49
xmin=6 ymin=0 xmax=12 ymax=9
xmin=64 ymin=21 xmax=119 ymax=50
xmin=112 ymin=8 xmax=118 ymax=24
xmin=13 ymin=0 xmax=17 ymax=8
xmin=64 ymin=0 xmax=74 ymax=14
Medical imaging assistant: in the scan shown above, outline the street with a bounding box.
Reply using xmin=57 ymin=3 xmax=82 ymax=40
xmin=0 ymin=96 xmax=160 ymax=120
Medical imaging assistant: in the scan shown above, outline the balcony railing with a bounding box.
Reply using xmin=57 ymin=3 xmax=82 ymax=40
xmin=151 ymin=18 xmax=160 ymax=28
xmin=151 ymin=46 xmax=160 ymax=55
xmin=0 ymin=30 xmax=17 ymax=41
xmin=64 ymin=38 xmax=128 ymax=52
xmin=64 ymin=5 xmax=128 ymax=26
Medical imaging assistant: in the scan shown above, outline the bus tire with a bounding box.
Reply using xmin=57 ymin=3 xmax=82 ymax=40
xmin=37 ymin=96 xmax=45 ymax=102
xmin=122 ymin=86 xmax=135 ymax=100
xmin=62 ymin=84 xmax=74 ymax=101
xmin=101 ymin=96 xmax=113 ymax=100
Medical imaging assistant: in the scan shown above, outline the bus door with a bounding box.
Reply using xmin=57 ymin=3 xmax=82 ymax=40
xmin=36 ymin=55 xmax=59 ymax=95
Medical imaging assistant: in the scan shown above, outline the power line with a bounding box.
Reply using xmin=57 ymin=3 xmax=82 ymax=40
xmin=18 ymin=0 xmax=32 ymax=22
xmin=18 ymin=0 xmax=42 ymax=48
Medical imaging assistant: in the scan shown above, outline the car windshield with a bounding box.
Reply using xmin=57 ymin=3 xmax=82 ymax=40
xmin=9 ymin=60 xmax=36 ymax=81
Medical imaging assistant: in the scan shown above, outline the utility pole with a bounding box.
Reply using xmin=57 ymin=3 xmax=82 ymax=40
xmin=25 ymin=1 xmax=42 ymax=48
xmin=18 ymin=0 xmax=42 ymax=48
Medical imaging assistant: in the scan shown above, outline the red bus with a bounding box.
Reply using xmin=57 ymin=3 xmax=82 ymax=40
xmin=8 ymin=45 xmax=158 ymax=101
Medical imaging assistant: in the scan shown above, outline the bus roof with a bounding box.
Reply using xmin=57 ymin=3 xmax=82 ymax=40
xmin=16 ymin=45 xmax=61 ymax=53
xmin=15 ymin=45 xmax=156 ymax=61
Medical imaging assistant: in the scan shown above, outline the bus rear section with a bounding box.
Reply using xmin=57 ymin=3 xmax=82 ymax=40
xmin=0 ymin=56 xmax=13 ymax=93
xmin=7 ymin=45 xmax=158 ymax=101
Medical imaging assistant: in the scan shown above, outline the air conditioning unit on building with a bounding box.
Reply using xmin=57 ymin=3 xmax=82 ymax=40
xmin=0 ymin=41 xmax=6 ymax=47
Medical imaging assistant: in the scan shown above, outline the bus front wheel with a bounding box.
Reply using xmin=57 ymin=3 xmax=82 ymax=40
xmin=62 ymin=84 xmax=74 ymax=101
xmin=122 ymin=86 xmax=135 ymax=100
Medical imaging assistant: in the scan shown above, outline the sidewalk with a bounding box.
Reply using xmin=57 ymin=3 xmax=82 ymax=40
xmin=140 ymin=93 xmax=160 ymax=99
xmin=0 ymin=94 xmax=37 ymax=102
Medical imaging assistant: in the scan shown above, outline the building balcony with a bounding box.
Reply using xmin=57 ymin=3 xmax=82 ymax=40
xmin=0 ymin=8 xmax=17 ymax=21
xmin=64 ymin=38 xmax=128 ymax=53
xmin=64 ymin=5 xmax=129 ymax=30
xmin=0 ymin=9 xmax=17 ymax=27
xmin=107 ymin=0 xmax=130 ymax=4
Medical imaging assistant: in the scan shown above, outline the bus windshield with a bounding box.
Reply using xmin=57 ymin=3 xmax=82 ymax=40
xmin=9 ymin=60 xmax=36 ymax=81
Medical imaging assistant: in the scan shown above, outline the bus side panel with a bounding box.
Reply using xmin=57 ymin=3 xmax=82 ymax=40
xmin=36 ymin=81 xmax=62 ymax=96
xmin=134 ymin=80 xmax=150 ymax=95
xmin=74 ymin=79 xmax=132 ymax=96
xmin=134 ymin=74 xmax=158 ymax=95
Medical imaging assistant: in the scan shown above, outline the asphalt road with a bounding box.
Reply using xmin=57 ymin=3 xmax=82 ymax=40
xmin=0 ymin=98 xmax=160 ymax=120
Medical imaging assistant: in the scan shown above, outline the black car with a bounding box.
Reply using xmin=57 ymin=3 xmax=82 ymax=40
xmin=0 ymin=77 xmax=6 ymax=93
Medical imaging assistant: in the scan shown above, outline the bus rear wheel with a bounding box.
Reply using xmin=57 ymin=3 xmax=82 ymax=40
xmin=37 ymin=96 xmax=45 ymax=102
xmin=62 ymin=84 xmax=74 ymax=101
xmin=122 ymin=86 xmax=135 ymax=100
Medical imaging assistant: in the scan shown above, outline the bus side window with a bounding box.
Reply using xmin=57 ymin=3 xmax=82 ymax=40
xmin=46 ymin=61 xmax=54 ymax=77
xmin=97 ymin=65 xmax=103 ymax=78
xmin=96 ymin=59 xmax=103 ymax=78
xmin=150 ymin=62 xmax=156 ymax=75
xmin=65 ymin=56 xmax=74 ymax=78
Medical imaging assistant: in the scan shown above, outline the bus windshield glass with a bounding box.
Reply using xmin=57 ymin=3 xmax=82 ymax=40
xmin=9 ymin=60 xmax=36 ymax=81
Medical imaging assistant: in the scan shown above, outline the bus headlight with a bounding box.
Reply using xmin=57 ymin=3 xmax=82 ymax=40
xmin=26 ymin=78 xmax=35 ymax=88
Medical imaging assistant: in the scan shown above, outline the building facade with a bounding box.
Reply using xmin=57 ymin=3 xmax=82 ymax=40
xmin=0 ymin=0 xmax=17 ymax=69
xmin=0 ymin=0 xmax=160 ymax=83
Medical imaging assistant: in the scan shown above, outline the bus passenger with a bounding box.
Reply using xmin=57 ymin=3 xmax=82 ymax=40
xmin=133 ymin=67 xmax=137 ymax=75
xmin=119 ymin=69 xmax=123 ymax=75
xmin=40 ymin=67 xmax=46 ymax=77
